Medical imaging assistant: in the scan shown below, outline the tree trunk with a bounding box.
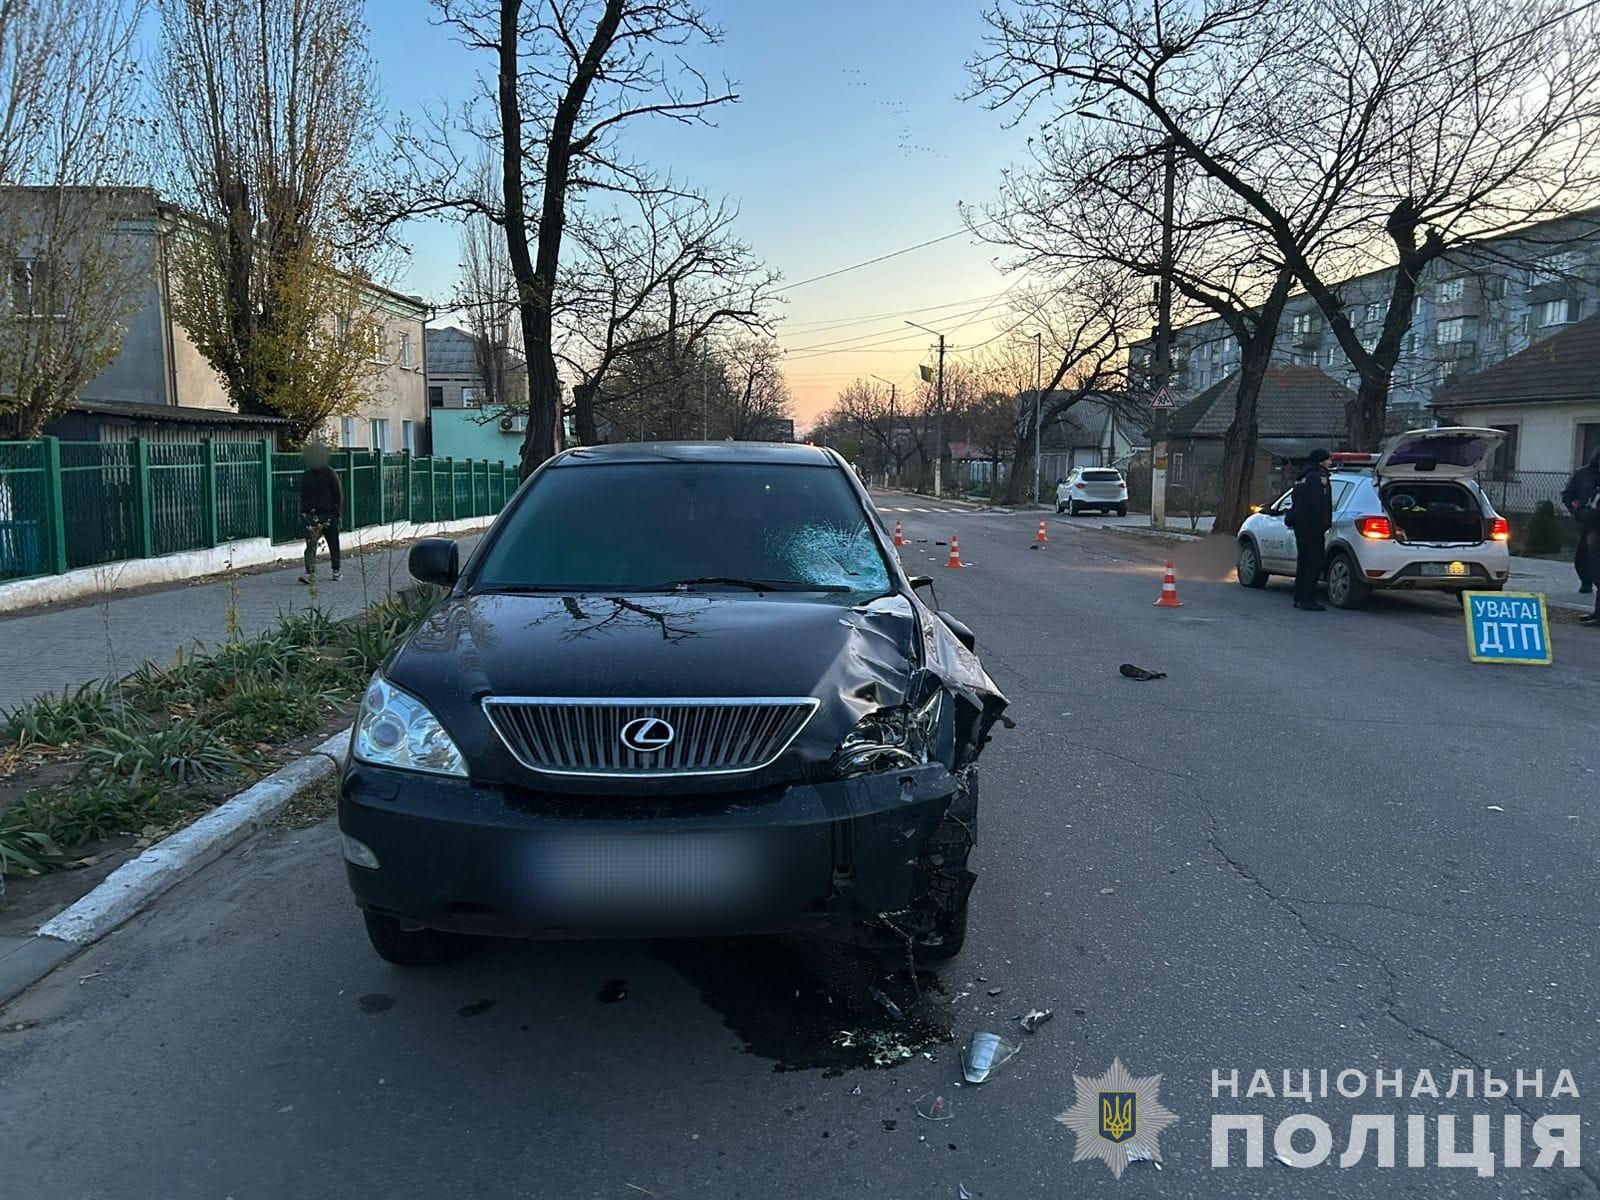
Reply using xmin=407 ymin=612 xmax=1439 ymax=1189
xmin=1000 ymin=421 xmax=1036 ymax=505
xmin=573 ymin=379 xmax=599 ymax=444
xmin=1214 ymin=271 xmax=1293 ymax=536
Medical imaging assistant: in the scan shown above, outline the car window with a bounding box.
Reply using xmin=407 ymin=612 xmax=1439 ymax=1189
xmin=1273 ymin=488 xmax=1295 ymax=511
xmin=1331 ymin=480 xmax=1354 ymax=511
xmin=473 ymin=462 xmax=892 ymax=594
xmin=1081 ymin=469 xmax=1122 ymax=482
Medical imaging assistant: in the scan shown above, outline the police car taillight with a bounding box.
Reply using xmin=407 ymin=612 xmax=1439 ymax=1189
xmin=1356 ymin=515 xmax=1393 ymax=540
xmin=1330 ymin=452 xmax=1378 ymax=466
xmin=1490 ymin=517 xmax=1510 ymax=541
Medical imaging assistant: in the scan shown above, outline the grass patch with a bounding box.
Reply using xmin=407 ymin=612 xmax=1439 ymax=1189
xmin=0 ymin=586 xmax=439 ymax=877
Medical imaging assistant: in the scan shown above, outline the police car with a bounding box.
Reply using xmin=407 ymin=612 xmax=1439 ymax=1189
xmin=1235 ymin=428 xmax=1512 ymax=609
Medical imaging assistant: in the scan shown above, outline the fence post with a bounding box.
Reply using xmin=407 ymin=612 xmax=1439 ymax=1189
xmin=40 ymin=436 xmax=68 ymax=575
xmin=259 ymin=439 xmax=275 ymax=541
xmin=447 ymin=457 xmax=457 ymax=520
xmin=374 ymin=451 xmax=387 ymax=527
xmin=341 ymin=450 xmax=356 ymax=532
xmin=402 ymin=449 xmax=414 ymax=524
xmin=130 ymin=436 xmax=154 ymax=559
xmin=201 ymin=438 xmax=220 ymax=547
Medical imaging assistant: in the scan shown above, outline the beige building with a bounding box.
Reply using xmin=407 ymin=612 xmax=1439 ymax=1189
xmin=13 ymin=187 xmax=430 ymax=449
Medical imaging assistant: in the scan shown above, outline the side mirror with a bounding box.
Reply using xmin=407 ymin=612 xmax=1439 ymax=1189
xmin=938 ymin=611 xmax=977 ymax=652
xmin=408 ymin=537 xmax=459 ymax=587
xmin=908 ymin=575 xmax=934 ymax=593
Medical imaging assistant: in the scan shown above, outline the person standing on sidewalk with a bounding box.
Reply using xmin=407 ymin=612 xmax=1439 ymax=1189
xmin=1561 ymin=451 xmax=1600 ymax=594
xmin=1288 ymin=449 xmax=1334 ymax=611
xmin=299 ymin=443 xmax=343 ymax=584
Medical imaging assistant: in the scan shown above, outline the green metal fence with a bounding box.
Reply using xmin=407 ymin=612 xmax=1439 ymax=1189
xmin=0 ymin=436 xmax=515 ymax=583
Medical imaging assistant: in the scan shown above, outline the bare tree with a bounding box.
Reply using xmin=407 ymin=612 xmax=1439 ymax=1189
xmin=715 ymin=335 xmax=789 ymax=440
xmin=155 ymin=0 xmax=387 ymax=441
xmin=0 ymin=0 xmax=148 ymax=439
xmin=833 ymin=378 xmax=912 ymax=483
xmin=456 ymin=160 xmax=524 ymax=413
xmin=972 ymin=0 xmax=1600 ymax=449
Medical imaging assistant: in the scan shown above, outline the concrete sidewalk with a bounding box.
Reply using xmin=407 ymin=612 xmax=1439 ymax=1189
xmin=1507 ymin=552 xmax=1592 ymax=613
xmin=0 ymin=531 xmax=484 ymax=713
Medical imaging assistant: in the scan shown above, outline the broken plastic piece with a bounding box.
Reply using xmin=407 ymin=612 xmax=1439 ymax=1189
xmin=959 ymin=1185 xmax=974 ymax=1199
xmin=1018 ymin=1008 xmax=1053 ymax=1033
xmin=915 ymin=1091 xmax=954 ymax=1121
xmin=869 ymin=986 xmax=905 ymax=1021
xmin=1119 ymin=663 xmax=1167 ymax=681
xmin=961 ymin=1032 xmax=1020 ymax=1084
xmin=986 ymin=987 xmax=1002 ymax=997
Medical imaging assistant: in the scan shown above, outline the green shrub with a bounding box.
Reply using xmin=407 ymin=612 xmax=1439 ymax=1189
xmin=1521 ymin=500 xmax=1563 ymax=555
xmin=1 ymin=682 xmax=126 ymax=750
xmin=78 ymin=721 xmax=246 ymax=788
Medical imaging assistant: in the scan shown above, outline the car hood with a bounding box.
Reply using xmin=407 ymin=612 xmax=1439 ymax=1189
xmin=383 ymin=590 xmax=1006 ymax=794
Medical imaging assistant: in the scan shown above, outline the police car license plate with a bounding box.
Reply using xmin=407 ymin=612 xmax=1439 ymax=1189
xmin=1421 ymin=561 xmax=1468 ymax=577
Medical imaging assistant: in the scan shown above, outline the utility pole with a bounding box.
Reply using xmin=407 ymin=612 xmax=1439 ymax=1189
xmin=1033 ymin=331 xmax=1044 ymax=506
xmin=871 ymin=375 xmax=899 ymax=486
xmin=906 ymin=321 xmax=949 ymax=498
xmin=1151 ymin=137 xmax=1177 ymax=531
xmin=701 ymin=354 xmax=709 ymax=439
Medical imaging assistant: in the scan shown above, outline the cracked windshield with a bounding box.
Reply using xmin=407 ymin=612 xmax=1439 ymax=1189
xmin=1 ymin=0 xmax=1597 ymax=1197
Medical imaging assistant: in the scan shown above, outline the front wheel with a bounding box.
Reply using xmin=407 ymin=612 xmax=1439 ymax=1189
xmin=1236 ymin=539 xmax=1269 ymax=589
xmin=362 ymin=911 xmax=474 ymax=966
xmin=1325 ymin=551 xmax=1372 ymax=610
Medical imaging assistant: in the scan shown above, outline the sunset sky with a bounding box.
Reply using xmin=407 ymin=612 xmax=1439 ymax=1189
xmin=368 ymin=1 xmax=1029 ymax=428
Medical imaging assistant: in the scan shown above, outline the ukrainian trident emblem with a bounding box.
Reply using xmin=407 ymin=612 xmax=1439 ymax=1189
xmin=1057 ymin=1058 xmax=1178 ymax=1178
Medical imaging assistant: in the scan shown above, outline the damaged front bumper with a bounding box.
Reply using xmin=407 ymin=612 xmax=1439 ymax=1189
xmin=339 ymin=760 xmax=974 ymax=940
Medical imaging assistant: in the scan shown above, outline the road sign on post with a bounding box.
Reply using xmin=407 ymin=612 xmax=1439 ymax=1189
xmin=1149 ymin=386 xmax=1177 ymax=410
xmin=1462 ymin=590 xmax=1553 ymax=665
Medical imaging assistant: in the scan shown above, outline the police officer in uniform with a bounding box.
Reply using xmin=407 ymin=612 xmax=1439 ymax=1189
xmin=1288 ymin=449 xmax=1334 ymax=611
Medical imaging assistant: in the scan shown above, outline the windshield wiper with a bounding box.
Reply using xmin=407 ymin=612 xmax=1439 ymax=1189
xmin=659 ymin=576 xmax=854 ymax=593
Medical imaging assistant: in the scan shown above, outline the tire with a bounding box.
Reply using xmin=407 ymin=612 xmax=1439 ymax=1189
xmin=1116 ymin=504 xmax=1128 ymax=517
xmin=1068 ymin=500 xmax=1079 ymax=517
xmin=362 ymin=911 xmax=473 ymax=966
xmin=1236 ymin=539 xmax=1269 ymax=589
xmin=1056 ymin=501 xmax=1066 ymax=514
xmin=1325 ymin=550 xmax=1372 ymax=610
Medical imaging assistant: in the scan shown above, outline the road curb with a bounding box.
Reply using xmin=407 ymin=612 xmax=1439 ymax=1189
xmin=1 ymin=728 xmax=350 ymax=1008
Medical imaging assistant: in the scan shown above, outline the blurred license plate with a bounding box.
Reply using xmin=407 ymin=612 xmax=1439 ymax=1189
xmin=1421 ymin=562 xmax=1468 ymax=577
xmin=528 ymin=830 xmax=762 ymax=917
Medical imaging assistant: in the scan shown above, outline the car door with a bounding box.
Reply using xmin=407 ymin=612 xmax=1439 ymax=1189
xmin=1257 ymin=488 xmax=1298 ymax=570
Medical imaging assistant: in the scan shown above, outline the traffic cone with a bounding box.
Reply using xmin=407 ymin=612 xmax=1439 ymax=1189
xmin=1035 ymin=519 xmax=1049 ymax=544
xmin=893 ymin=520 xmax=907 ymax=547
xmin=946 ymin=535 xmax=964 ymax=569
xmin=1154 ymin=560 xmax=1183 ymax=608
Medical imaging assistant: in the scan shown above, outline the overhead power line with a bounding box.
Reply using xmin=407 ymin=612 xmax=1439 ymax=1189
xmin=782 ymin=220 xmax=1000 ymax=291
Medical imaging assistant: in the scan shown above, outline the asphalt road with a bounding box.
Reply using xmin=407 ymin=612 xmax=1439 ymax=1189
xmin=2 ymin=496 xmax=1597 ymax=1199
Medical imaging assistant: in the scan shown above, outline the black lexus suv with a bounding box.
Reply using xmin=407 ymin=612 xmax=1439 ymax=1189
xmin=338 ymin=442 xmax=1007 ymax=965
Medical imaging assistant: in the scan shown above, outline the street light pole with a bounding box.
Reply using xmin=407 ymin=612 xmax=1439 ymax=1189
xmin=1151 ymin=138 xmax=1177 ymax=530
xmin=907 ymin=320 xmax=948 ymax=498
xmin=1033 ymin=331 xmax=1044 ymax=506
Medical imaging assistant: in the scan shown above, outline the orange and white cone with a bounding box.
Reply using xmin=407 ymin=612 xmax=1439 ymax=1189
xmin=946 ymin=535 xmax=965 ymax=569
xmin=1035 ymin=519 xmax=1049 ymax=544
xmin=1154 ymin=560 xmax=1183 ymax=608
xmin=893 ymin=520 xmax=907 ymax=547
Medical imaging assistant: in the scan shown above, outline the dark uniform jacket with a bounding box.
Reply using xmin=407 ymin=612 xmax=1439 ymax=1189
xmin=1289 ymin=467 xmax=1333 ymax=536
xmin=300 ymin=465 xmax=344 ymax=517
xmin=1561 ymin=463 xmax=1599 ymax=515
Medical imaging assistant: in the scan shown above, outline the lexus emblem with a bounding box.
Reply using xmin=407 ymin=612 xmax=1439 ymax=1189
xmin=620 ymin=716 xmax=675 ymax=754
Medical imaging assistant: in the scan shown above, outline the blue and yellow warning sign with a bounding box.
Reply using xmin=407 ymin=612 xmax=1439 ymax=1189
xmin=1462 ymin=591 xmax=1553 ymax=666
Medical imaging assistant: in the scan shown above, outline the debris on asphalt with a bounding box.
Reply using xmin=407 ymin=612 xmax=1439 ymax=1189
xmin=959 ymin=1184 xmax=974 ymax=1198
xmin=985 ymin=986 xmax=1002 ymax=997
xmin=915 ymin=1091 xmax=954 ymax=1121
xmin=1126 ymin=1145 xmax=1162 ymax=1170
xmin=1485 ymin=804 xmax=1505 ymax=812
xmin=1118 ymin=662 xmax=1167 ymax=681
xmin=596 ymin=979 xmax=628 ymax=1003
xmin=1072 ymin=1006 xmax=1088 ymax=1016
xmin=835 ymin=1029 xmax=917 ymax=1067
xmin=1099 ymin=887 xmax=1116 ymax=895
xmin=1018 ymin=1008 xmax=1053 ymax=1033
xmin=869 ymin=986 xmax=906 ymax=1021
xmin=883 ymin=1119 xmax=898 ymax=1132
xmin=850 ymin=1085 xmax=862 ymax=1095
xmin=961 ymin=1032 xmax=1020 ymax=1084
xmin=623 ymin=1184 xmax=656 ymax=1196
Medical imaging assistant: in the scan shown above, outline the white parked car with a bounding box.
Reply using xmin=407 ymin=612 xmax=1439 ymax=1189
xmin=1056 ymin=467 xmax=1129 ymax=516
xmin=1235 ymin=427 xmax=1512 ymax=609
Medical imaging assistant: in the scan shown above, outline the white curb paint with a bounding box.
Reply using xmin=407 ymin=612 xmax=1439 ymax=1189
xmin=37 ymin=728 xmax=352 ymax=946
xmin=0 ymin=515 xmax=493 ymax=616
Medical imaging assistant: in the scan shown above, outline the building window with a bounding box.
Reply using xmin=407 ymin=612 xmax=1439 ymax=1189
xmin=1580 ymin=423 xmax=1600 ymax=466
xmin=370 ymin=323 xmax=389 ymax=363
xmin=334 ymin=313 xmax=350 ymax=343
xmin=1364 ymin=301 xmax=1384 ymax=324
xmin=1437 ymin=277 xmax=1465 ymax=303
xmin=369 ymin=418 xmax=390 ymax=452
xmin=1538 ymin=298 xmax=1580 ymax=327
xmin=428 ymin=385 xmax=443 ymax=408
xmin=1291 ymin=312 xmax=1314 ymax=335
xmin=399 ymin=331 xmax=414 ymax=368
xmin=461 ymin=386 xmax=480 ymax=408
xmin=402 ymin=419 xmax=418 ymax=454
xmin=1487 ymin=425 xmax=1518 ymax=480
xmin=1168 ymin=452 xmax=1184 ymax=486
xmin=340 ymin=417 xmax=357 ymax=448
xmin=1437 ymin=317 xmax=1467 ymax=344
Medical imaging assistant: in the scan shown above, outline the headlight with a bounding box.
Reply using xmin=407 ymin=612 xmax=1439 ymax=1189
xmin=353 ymin=674 xmax=467 ymax=777
xmin=833 ymin=690 xmax=947 ymax=778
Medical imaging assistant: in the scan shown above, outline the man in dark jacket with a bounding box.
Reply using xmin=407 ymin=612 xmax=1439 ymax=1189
xmin=299 ymin=443 xmax=343 ymax=584
xmin=1561 ymin=451 xmax=1600 ymax=594
xmin=1288 ymin=448 xmax=1334 ymax=611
